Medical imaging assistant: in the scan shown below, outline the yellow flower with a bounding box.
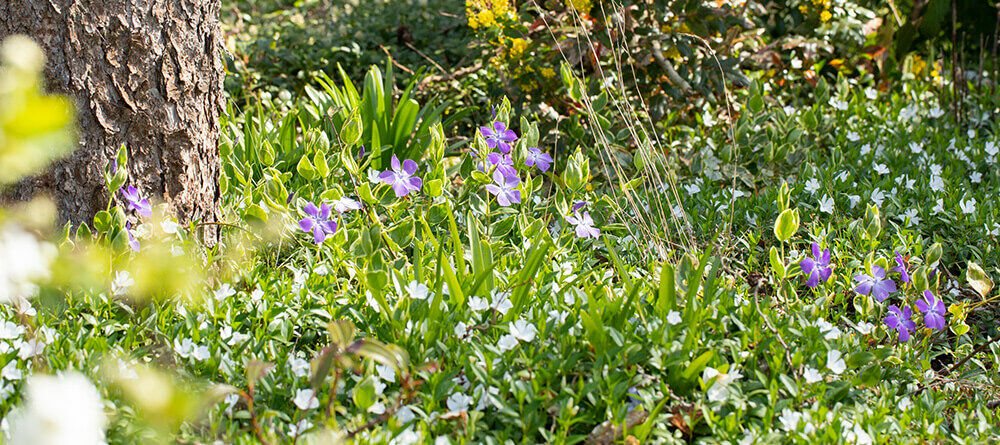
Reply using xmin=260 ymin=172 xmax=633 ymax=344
xmin=509 ymin=38 xmax=529 ymax=59
xmin=541 ymin=67 xmax=556 ymax=78
xmin=565 ymin=0 xmax=592 ymax=15
xmin=798 ymin=4 xmax=808 ymax=14
xmin=466 ymin=0 xmax=513 ymax=30
xmin=820 ymin=10 xmax=832 ymax=22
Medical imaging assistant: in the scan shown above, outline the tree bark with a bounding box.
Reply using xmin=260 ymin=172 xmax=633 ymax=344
xmin=0 ymin=0 xmax=222 ymax=242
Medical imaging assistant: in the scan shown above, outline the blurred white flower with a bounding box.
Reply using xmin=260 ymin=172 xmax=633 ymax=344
xmin=468 ymin=296 xmax=489 ymax=312
xmin=376 ymin=364 xmax=395 ymax=383
xmin=666 ymin=311 xmax=682 ymax=325
xmin=404 ymin=280 xmax=430 ymax=300
xmin=2 ymin=361 xmax=23 ymax=381
xmin=6 ymin=371 xmax=106 ymax=445
xmin=779 ymin=409 xmax=802 ymax=431
xmin=446 ymin=392 xmax=473 ymax=413
xmin=0 ymin=224 xmax=55 ymax=303
xmin=819 ymin=195 xmax=835 ymax=214
xmin=0 ymin=320 xmax=23 ymax=339
xmin=492 ymin=290 xmax=512 ymax=314
xmin=111 ymin=271 xmax=134 ymax=297
xmin=497 ymin=334 xmax=518 ymax=351
xmin=960 ymin=198 xmax=976 ymax=215
xmin=293 ymin=388 xmax=319 ymax=410
xmin=289 ymin=357 xmax=310 ymax=378
xmin=826 ymin=350 xmax=846 ymax=375
xmin=214 ymin=283 xmax=236 ymax=300
xmin=803 ymin=367 xmax=822 ymax=384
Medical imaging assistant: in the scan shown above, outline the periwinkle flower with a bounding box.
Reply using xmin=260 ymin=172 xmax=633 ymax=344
xmin=854 ymin=266 xmax=896 ymax=302
xmin=884 ymin=304 xmax=916 ymax=341
xmin=298 ymin=202 xmax=337 ymax=244
xmin=572 ymin=201 xmax=588 ymax=212
xmin=125 ymin=222 xmax=139 ymax=252
xmin=565 ymin=211 xmax=600 ymax=239
xmin=480 ymin=121 xmax=517 ymax=154
xmin=333 ymin=197 xmax=362 ymax=213
xmin=485 ymin=152 xmax=517 ymax=177
xmin=891 ymin=252 xmax=910 ymax=284
xmin=914 ymin=290 xmax=946 ymax=330
xmin=485 ymin=169 xmax=521 ymax=207
xmin=799 ymin=242 xmax=832 ymax=288
xmin=378 ymin=155 xmax=422 ymax=197
xmin=121 ymin=186 xmax=151 ymax=218
xmin=524 ymin=147 xmax=553 ymax=172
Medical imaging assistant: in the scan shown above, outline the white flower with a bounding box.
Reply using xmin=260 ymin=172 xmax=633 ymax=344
xmin=510 ymin=319 xmax=537 ymax=342
xmin=847 ymin=131 xmax=860 ymax=142
xmin=702 ymin=367 xmax=741 ymax=403
xmin=468 ymin=296 xmax=489 ymax=312
xmin=829 ymin=98 xmax=848 ymax=110
xmin=684 ymin=183 xmax=701 ymax=195
xmin=971 ymin=171 xmax=982 ymax=183
xmin=376 ymin=364 xmax=395 ymax=383
xmin=446 ymin=392 xmax=474 ymax=413
xmin=2 ymin=361 xmax=23 ymax=381
xmin=870 ymin=189 xmax=885 ymax=208
xmin=214 ymin=283 xmax=236 ymax=300
xmin=6 ymin=371 xmax=106 ymax=445
xmin=778 ymin=409 xmax=802 ymax=431
xmin=0 ymin=224 xmax=55 ymax=303
xmin=396 ymin=406 xmax=415 ymax=424
xmin=174 ymin=338 xmax=208 ymax=361
xmin=898 ymin=397 xmax=913 ymax=411
xmin=454 ymin=322 xmax=468 ymax=338
xmin=826 ymin=350 xmax=846 ymax=375
xmin=803 ymin=367 xmax=822 ymax=384
xmin=856 ymin=321 xmax=875 ymax=335
xmin=289 ymin=357 xmax=311 ymax=378
xmin=847 ymin=195 xmax=861 ymax=208
xmin=223 ymin=393 xmax=240 ymax=414
xmin=404 ymin=280 xmax=430 ymax=300
xmin=17 ymin=339 xmax=45 ymax=360
xmin=293 ymin=388 xmax=319 ymax=410
xmin=804 ymin=178 xmax=820 ymax=194
xmin=843 ymin=421 xmax=873 ymax=444
xmin=873 ymin=163 xmax=889 ymax=175
xmin=492 ymin=290 xmax=512 ymax=315
xmin=929 ymin=175 xmax=944 ymax=192
xmin=497 ymin=334 xmax=518 ymax=351
xmin=0 ymin=321 xmax=23 ymax=339
xmin=161 ymin=219 xmax=179 ymax=234
xmin=819 ymin=194 xmax=834 ymax=214
xmin=288 ymin=419 xmax=313 ymax=436
xmin=367 ymin=169 xmax=382 ymax=184
xmin=960 ymin=198 xmax=976 ymax=215
xmin=393 ymin=429 xmax=422 ymax=445
xmin=111 ymin=271 xmax=134 ymax=297
xmin=666 ymin=311 xmax=682 ymax=325
xmin=368 ymin=400 xmax=386 ymax=415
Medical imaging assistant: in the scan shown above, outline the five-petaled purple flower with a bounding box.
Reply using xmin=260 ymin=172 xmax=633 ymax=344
xmin=485 ymin=152 xmax=517 ymax=177
xmin=298 ymin=202 xmax=338 ymax=244
xmin=854 ymin=266 xmax=897 ymax=302
xmin=125 ymin=222 xmax=140 ymax=252
xmin=566 ymin=211 xmax=600 ymax=239
xmin=121 ymin=185 xmax=152 ymax=218
xmin=480 ymin=121 xmax=517 ymax=154
xmin=884 ymin=304 xmax=916 ymax=341
xmin=485 ymin=170 xmax=521 ymax=207
xmin=379 ymin=155 xmax=422 ymax=197
xmin=915 ymin=290 xmax=946 ymax=330
xmin=799 ymin=242 xmax=832 ymax=288
xmin=891 ymin=252 xmax=910 ymax=284
xmin=524 ymin=147 xmax=553 ymax=172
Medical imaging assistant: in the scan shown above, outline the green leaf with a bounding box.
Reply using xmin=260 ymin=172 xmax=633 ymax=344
xmin=774 ymin=208 xmax=798 ymax=242
xmin=769 ymin=246 xmax=786 ymax=279
xmin=966 ymin=261 xmax=993 ymax=298
xmin=655 ymin=262 xmax=676 ymax=316
xmin=296 ymin=156 xmax=317 ymax=181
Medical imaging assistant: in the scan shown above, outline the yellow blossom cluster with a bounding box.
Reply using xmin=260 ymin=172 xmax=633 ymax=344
xmin=564 ymin=0 xmax=592 ymax=15
xmin=466 ymin=0 xmax=515 ymax=30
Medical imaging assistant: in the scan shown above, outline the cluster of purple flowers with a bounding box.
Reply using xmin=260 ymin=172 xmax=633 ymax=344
xmin=297 ymin=197 xmax=362 ymax=244
xmin=851 ymin=251 xmax=946 ymax=341
xmin=475 ymin=121 xmax=552 ymax=208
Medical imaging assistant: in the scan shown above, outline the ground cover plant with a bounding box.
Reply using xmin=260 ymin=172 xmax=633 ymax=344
xmin=2 ymin=1 xmax=1000 ymax=444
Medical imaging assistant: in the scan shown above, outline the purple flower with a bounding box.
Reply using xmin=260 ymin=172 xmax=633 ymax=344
xmin=572 ymin=201 xmax=588 ymax=212
xmin=480 ymin=121 xmax=517 ymax=154
xmin=358 ymin=145 xmax=367 ymax=160
xmin=891 ymin=252 xmax=910 ymax=284
xmin=524 ymin=147 xmax=553 ymax=172
xmin=884 ymin=304 xmax=916 ymax=341
xmin=125 ymin=222 xmax=140 ymax=252
xmin=485 ymin=169 xmax=521 ymax=207
xmin=566 ymin=211 xmax=600 ymax=239
xmin=485 ymin=152 xmax=517 ymax=177
xmin=121 ymin=185 xmax=152 ymax=218
xmin=854 ymin=265 xmax=897 ymax=302
xmin=298 ymin=202 xmax=338 ymax=244
xmin=378 ymin=155 xmax=422 ymax=197
xmin=799 ymin=242 xmax=832 ymax=288
xmin=914 ymin=290 xmax=946 ymax=330
xmin=333 ymin=197 xmax=362 ymax=213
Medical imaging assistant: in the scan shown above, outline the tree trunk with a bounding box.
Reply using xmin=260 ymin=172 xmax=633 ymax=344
xmin=0 ymin=0 xmax=222 ymax=242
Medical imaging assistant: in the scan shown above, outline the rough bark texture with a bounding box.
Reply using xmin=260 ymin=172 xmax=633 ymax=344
xmin=0 ymin=0 xmax=222 ymax=241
